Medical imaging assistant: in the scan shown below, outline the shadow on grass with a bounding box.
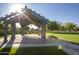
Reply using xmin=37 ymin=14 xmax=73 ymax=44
xmin=0 ymin=37 xmax=15 ymax=55
xmin=15 ymin=46 xmax=68 ymax=55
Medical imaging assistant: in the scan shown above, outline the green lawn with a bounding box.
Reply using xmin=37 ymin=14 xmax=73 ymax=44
xmin=0 ymin=46 xmax=68 ymax=55
xmin=47 ymin=33 xmax=79 ymax=44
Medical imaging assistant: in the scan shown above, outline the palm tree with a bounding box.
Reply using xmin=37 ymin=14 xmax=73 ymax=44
xmin=64 ymin=22 xmax=77 ymax=32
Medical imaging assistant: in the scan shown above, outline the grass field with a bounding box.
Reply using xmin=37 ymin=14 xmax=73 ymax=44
xmin=46 ymin=33 xmax=79 ymax=44
xmin=0 ymin=46 xmax=68 ymax=55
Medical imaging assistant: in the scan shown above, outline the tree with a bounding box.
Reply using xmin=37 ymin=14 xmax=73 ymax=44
xmin=74 ymin=26 xmax=79 ymax=31
xmin=59 ymin=25 xmax=66 ymax=31
xmin=64 ymin=22 xmax=77 ymax=32
xmin=47 ymin=20 xmax=60 ymax=31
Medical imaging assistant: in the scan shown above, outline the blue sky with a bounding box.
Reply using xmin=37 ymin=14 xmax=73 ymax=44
xmin=0 ymin=3 xmax=79 ymax=25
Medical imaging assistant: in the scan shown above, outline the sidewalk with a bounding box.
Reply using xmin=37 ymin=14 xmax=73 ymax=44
xmin=58 ymin=39 xmax=79 ymax=55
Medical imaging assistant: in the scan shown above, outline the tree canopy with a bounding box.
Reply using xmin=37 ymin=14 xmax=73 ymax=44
xmin=47 ymin=20 xmax=79 ymax=32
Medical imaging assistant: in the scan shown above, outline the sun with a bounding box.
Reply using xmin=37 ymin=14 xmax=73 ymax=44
xmin=9 ymin=4 xmax=25 ymax=13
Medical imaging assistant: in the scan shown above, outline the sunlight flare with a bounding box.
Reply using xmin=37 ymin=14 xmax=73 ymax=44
xmin=9 ymin=4 xmax=25 ymax=13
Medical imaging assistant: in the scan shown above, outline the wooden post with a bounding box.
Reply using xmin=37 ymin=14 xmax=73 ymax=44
xmin=21 ymin=26 xmax=25 ymax=36
xmin=4 ymin=22 xmax=8 ymax=43
xmin=11 ymin=23 xmax=16 ymax=40
xmin=41 ymin=24 xmax=46 ymax=40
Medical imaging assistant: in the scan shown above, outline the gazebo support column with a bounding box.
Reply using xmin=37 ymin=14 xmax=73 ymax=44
xmin=4 ymin=23 xmax=8 ymax=43
xmin=21 ymin=26 xmax=25 ymax=36
xmin=11 ymin=23 xmax=16 ymax=40
xmin=41 ymin=24 xmax=46 ymax=40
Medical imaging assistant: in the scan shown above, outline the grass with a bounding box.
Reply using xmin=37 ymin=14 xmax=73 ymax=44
xmin=0 ymin=47 xmax=17 ymax=55
xmin=46 ymin=33 xmax=79 ymax=44
xmin=0 ymin=46 xmax=68 ymax=55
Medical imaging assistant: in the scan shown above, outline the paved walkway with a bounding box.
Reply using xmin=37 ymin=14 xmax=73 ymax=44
xmin=58 ymin=39 xmax=79 ymax=55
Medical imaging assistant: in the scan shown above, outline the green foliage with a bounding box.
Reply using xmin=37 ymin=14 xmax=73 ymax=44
xmin=64 ymin=22 xmax=77 ymax=32
xmin=59 ymin=25 xmax=66 ymax=31
xmin=47 ymin=20 xmax=79 ymax=32
xmin=47 ymin=20 xmax=60 ymax=31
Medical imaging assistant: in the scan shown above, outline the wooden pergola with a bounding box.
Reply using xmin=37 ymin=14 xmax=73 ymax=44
xmin=2 ymin=6 xmax=49 ymax=43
